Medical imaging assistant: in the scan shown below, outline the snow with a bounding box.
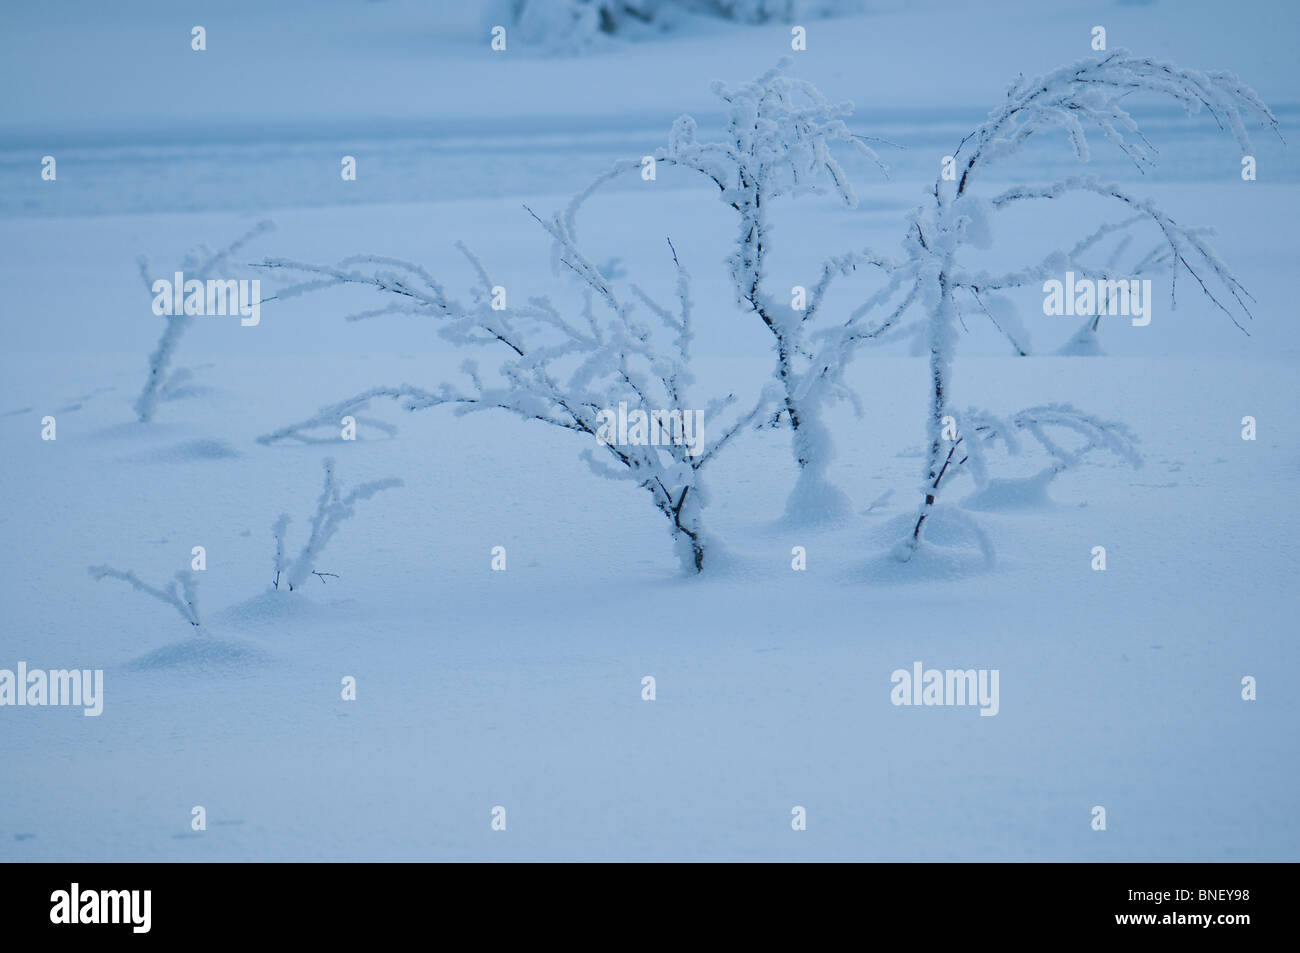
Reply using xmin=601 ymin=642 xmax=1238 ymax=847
xmin=1 ymin=0 xmax=1297 ymax=861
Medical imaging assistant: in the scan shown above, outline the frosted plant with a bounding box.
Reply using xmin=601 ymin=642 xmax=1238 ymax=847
xmin=503 ymin=0 xmax=864 ymax=54
xmin=939 ymin=404 xmax=1142 ymax=510
xmin=894 ymin=50 xmax=1279 ymax=559
xmin=567 ymin=59 xmax=893 ymax=522
xmin=133 ymin=221 xmax=273 ymax=423
xmin=256 ymin=220 xmax=769 ymax=574
xmin=706 ymin=0 xmax=862 ymax=22
xmin=88 ymin=566 xmax=201 ymax=629
xmin=506 ymin=0 xmax=667 ymax=54
xmin=271 ymin=458 xmax=403 ymax=592
xmin=1054 ymin=221 xmax=1171 ymax=356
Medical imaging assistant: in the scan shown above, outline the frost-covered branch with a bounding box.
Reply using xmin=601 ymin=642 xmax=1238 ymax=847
xmin=256 ymin=248 xmax=534 ymax=356
xmin=257 ymin=384 xmax=459 ymax=445
xmin=987 ymin=177 xmax=1254 ymax=332
xmin=958 ymin=404 xmax=1140 ymax=483
xmin=134 ymin=221 xmax=274 ymax=423
xmin=951 ymin=50 xmax=1280 ymax=197
xmin=88 ymin=566 xmax=201 ymax=628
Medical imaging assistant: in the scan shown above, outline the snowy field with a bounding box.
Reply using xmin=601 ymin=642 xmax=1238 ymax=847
xmin=1 ymin=0 xmax=1298 ymax=861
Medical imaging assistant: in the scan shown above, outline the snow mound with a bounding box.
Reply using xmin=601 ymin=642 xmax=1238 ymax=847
xmin=1056 ymin=322 xmax=1104 ymax=356
xmin=961 ymin=471 xmax=1056 ymax=511
xmin=213 ymin=590 xmax=343 ymax=629
xmin=861 ymin=505 xmax=996 ymax=582
xmin=148 ymin=438 xmax=242 ymax=462
xmin=127 ymin=636 xmax=271 ymax=671
xmin=781 ymin=470 xmax=855 ymax=529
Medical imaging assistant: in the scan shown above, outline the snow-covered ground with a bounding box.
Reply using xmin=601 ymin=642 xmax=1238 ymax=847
xmin=1 ymin=0 xmax=1297 ymax=861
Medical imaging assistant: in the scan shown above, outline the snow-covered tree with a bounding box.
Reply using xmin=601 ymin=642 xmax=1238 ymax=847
xmin=271 ymin=458 xmax=403 ymax=592
xmin=892 ymin=50 xmax=1279 ymax=559
xmin=567 ymin=59 xmax=893 ymax=523
xmin=133 ymin=221 xmax=274 ymax=423
xmin=256 ymin=219 xmax=769 ymax=574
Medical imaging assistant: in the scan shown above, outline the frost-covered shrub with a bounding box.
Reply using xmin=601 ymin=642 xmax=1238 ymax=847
xmin=133 ymin=221 xmax=274 ymax=423
xmin=568 ymin=59 xmax=895 ymax=524
xmin=257 ymin=224 xmax=769 ymax=574
xmin=890 ymin=51 xmax=1278 ymax=559
xmin=271 ymin=458 xmax=403 ymax=592
xmin=942 ymin=404 xmax=1142 ymax=512
xmin=503 ymin=0 xmax=864 ymax=54
xmin=505 ymin=0 xmax=671 ymax=53
xmin=701 ymin=0 xmax=864 ymax=23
